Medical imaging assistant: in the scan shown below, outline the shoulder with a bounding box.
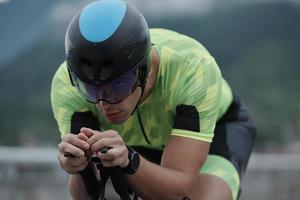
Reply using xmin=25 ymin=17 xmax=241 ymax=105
xmin=51 ymin=62 xmax=87 ymax=110
xmin=51 ymin=62 xmax=75 ymax=101
xmin=51 ymin=62 xmax=70 ymax=88
xmin=150 ymin=28 xmax=210 ymax=55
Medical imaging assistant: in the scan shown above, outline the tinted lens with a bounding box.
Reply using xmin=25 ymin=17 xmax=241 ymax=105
xmin=69 ymin=69 xmax=138 ymax=104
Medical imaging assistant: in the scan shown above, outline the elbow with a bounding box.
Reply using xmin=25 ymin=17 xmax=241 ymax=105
xmin=172 ymin=175 xmax=195 ymax=200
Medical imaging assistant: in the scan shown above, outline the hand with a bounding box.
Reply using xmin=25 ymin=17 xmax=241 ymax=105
xmin=81 ymin=127 xmax=129 ymax=168
xmin=57 ymin=133 xmax=90 ymax=174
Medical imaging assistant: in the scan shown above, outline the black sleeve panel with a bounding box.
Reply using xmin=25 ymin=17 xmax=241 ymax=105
xmin=173 ymin=104 xmax=200 ymax=132
xmin=70 ymin=111 xmax=100 ymax=134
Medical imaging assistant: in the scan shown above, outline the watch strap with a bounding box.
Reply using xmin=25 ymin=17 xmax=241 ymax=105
xmin=121 ymin=147 xmax=140 ymax=174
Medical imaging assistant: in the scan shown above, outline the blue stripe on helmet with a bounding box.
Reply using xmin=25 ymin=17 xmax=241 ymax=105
xmin=79 ymin=0 xmax=126 ymax=42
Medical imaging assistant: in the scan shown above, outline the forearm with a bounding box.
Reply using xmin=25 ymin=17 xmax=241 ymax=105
xmin=68 ymin=174 xmax=91 ymax=200
xmin=126 ymin=156 xmax=195 ymax=200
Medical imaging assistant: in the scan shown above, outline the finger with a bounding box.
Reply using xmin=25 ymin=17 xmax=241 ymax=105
xmin=90 ymin=137 xmax=123 ymax=153
xmin=63 ymin=134 xmax=90 ymax=151
xmin=101 ymin=156 xmax=127 ymax=168
xmin=97 ymin=145 xmax=126 ymax=161
xmin=58 ymin=142 xmax=85 ymax=157
xmin=87 ymin=130 xmax=120 ymax=144
xmin=72 ymin=162 xmax=88 ymax=172
xmin=77 ymin=133 xmax=91 ymax=158
xmin=87 ymin=130 xmax=120 ymax=147
xmin=78 ymin=132 xmax=89 ymax=141
xmin=99 ymin=146 xmax=113 ymax=154
xmin=57 ymin=155 xmax=88 ymax=174
xmin=80 ymin=127 xmax=97 ymax=138
xmin=67 ymin=157 xmax=88 ymax=168
xmin=64 ymin=152 xmax=78 ymax=158
xmin=59 ymin=154 xmax=87 ymax=168
xmin=101 ymin=130 xmax=119 ymax=137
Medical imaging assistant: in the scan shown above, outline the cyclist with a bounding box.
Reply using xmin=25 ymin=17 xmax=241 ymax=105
xmin=51 ymin=0 xmax=256 ymax=199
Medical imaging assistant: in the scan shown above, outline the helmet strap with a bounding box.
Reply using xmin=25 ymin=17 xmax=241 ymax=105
xmin=131 ymin=65 xmax=148 ymax=115
xmin=67 ymin=65 xmax=75 ymax=87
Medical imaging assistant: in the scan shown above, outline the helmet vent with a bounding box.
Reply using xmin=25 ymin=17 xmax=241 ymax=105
xmin=81 ymin=58 xmax=94 ymax=80
xmin=82 ymin=58 xmax=92 ymax=66
xmin=98 ymin=59 xmax=114 ymax=81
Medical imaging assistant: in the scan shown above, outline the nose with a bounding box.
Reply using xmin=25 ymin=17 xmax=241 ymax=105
xmin=97 ymin=100 xmax=120 ymax=113
xmin=97 ymin=101 xmax=110 ymax=110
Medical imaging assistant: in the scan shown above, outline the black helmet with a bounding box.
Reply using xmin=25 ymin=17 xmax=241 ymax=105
xmin=65 ymin=0 xmax=151 ymax=86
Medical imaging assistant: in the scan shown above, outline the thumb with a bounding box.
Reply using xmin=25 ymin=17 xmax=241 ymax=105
xmin=80 ymin=127 xmax=96 ymax=138
xmin=78 ymin=132 xmax=89 ymax=141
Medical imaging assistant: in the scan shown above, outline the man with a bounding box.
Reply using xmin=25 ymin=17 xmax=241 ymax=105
xmin=51 ymin=0 xmax=256 ymax=199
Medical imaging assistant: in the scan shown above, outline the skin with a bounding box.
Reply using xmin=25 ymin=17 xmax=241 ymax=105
xmin=57 ymin=48 xmax=233 ymax=200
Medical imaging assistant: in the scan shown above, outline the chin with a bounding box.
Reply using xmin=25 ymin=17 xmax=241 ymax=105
xmin=105 ymin=113 xmax=129 ymax=124
xmin=107 ymin=118 xmax=127 ymax=124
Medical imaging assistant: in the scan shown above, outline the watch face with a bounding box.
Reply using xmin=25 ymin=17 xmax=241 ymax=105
xmin=131 ymin=152 xmax=140 ymax=170
xmin=122 ymin=148 xmax=140 ymax=174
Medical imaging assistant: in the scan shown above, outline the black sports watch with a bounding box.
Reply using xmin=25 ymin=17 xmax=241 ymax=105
xmin=121 ymin=147 xmax=140 ymax=174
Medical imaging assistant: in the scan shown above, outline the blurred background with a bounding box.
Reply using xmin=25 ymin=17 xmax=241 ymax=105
xmin=0 ymin=0 xmax=299 ymax=199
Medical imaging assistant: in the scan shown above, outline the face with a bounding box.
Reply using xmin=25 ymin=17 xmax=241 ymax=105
xmin=96 ymin=87 xmax=142 ymax=124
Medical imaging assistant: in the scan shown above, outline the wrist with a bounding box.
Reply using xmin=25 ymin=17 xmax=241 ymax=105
xmin=69 ymin=174 xmax=90 ymax=200
xmin=121 ymin=147 xmax=140 ymax=174
xmin=120 ymin=156 xmax=130 ymax=168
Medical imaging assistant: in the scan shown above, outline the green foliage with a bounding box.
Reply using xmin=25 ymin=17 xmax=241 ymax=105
xmin=0 ymin=39 xmax=65 ymax=146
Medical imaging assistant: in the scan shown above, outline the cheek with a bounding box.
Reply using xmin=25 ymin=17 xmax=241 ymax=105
xmin=120 ymin=99 xmax=135 ymax=115
xmin=123 ymin=88 xmax=141 ymax=110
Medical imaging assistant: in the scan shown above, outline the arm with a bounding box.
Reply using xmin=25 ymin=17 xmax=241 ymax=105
xmin=82 ymin=127 xmax=209 ymax=200
xmin=57 ymin=133 xmax=92 ymax=200
xmin=68 ymin=174 xmax=91 ymax=200
xmin=127 ymin=135 xmax=210 ymax=200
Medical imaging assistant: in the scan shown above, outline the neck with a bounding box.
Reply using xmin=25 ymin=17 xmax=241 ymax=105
xmin=139 ymin=48 xmax=159 ymax=104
